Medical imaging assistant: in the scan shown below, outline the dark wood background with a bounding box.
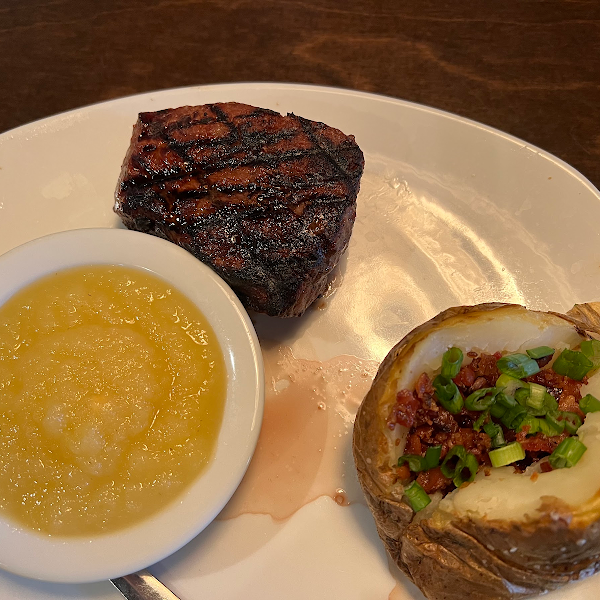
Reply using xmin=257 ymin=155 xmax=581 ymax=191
xmin=1 ymin=1 xmax=599 ymax=188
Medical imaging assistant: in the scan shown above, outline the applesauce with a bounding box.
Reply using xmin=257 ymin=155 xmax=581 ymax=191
xmin=0 ymin=265 xmax=226 ymax=536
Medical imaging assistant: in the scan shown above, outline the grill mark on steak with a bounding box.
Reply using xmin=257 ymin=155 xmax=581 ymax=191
xmin=115 ymin=102 xmax=364 ymax=317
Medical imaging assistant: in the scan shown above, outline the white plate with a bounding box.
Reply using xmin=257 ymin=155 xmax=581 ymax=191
xmin=1 ymin=82 xmax=599 ymax=599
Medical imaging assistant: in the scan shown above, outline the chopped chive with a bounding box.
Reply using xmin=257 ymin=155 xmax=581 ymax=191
xmin=548 ymin=437 xmax=587 ymax=469
xmin=526 ymin=346 xmax=555 ymax=359
xmin=433 ymin=375 xmax=463 ymax=414
xmin=552 ymin=349 xmax=593 ymax=381
xmin=561 ymin=411 xmax=582 ymax=435
xmin=404 ymin=481 xmax=431 ymax=512
xmin=441 ymin=347 xmax=464 ymax=379
xmin=440 ymin=445 xmax=467 ymax=479
xmin=580 ymin=394 xmax=600 ymax=414
xmin=580 ymin=339 xmax=600 ymax=369
xmin=497 ymin=353 xmax=540 ymax=379
xmin=489 ymin=441 xmax=525 ymax=467
xmin=453 ymin=453 xmax=479 ymax=487
xmin=465 ymin=387 xmax=499 ymax=411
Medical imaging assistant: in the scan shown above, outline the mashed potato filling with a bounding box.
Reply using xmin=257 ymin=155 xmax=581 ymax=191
xmin=440 ymin=410 xmax=600 ymax=522
xmin=395 ymin=308 xmax=582 ymax=391
xmin=0 ymin=265 xmax=226 ymax=536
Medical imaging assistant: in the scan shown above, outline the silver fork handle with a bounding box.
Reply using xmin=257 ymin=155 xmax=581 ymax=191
xmin=110 ymin=569 xmax=182 ymax=600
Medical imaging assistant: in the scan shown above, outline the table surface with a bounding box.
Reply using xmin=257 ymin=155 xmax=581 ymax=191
xmin=1 ymin=0 xmax=599 ymax=189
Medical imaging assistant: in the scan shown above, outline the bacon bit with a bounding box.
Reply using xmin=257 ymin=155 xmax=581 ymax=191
xmin=559 ymin=394 xmax=584 ymax=419
xmin=471 ymin=376 xmax=488 ymax=391
xmin=517 ymin=432 xmax=568 ymax=453
xmin=453 ymin=365 xmax=475 ymax=388
xmin=536 ymin=354 xmax=553 ymax=369
xmin=530 ymin=472 xmax=540 ymax=482
xmin=526 ymin=370 xmax=584 ymax=418
xmin=415 ymin=372 xmax=434 ymax=400
xmin=540 ymin=462 xmax=554 ymax=473
xmin=469 ymin=353 xmax=501 ymax=383
xmin=387 ymin=389 xmax=420 ymax=429
xmin=467 ymin=351 xmax=478 ymax=358
xmin=405 ymin=432 xmax=423 ymax=455
xmin=396 ymin=464 xmax=411 ymax=481
xmin=435 ymin=428 xmax=491 ymax=460
xmin=416 ymin=467 xmax=452 ymax=494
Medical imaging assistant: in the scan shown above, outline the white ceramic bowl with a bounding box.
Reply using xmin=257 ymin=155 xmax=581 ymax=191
xmin=0 ymin=228 xmax=264 ymax=583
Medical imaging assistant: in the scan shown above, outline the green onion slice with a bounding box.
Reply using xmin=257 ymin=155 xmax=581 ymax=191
xmin=496 ymin=392 xmax=518 ymax=409
xmin=441 ymin=347 xmax=464 ymax=379
xmin=404 ymin=480 xmax=431 ymax=512
xmin=514 ymin=387 xmax=530 ymax=406
xmin=490 ymin=402 xmax=507 ymax=419
xmin=548 ymin=437 xmax=587 ymax=469
xmin=552 ymin=349 xmax=593 ymax=381
xmin=440 ymin=445 xmax=467 ymax=479
xmin=497 ymin=353 xmax=540 ymax=379
xmin=580 ymin=393 xmax=600 ymax=414
xmin=398 ymin=445 xmax=442 ymax=472
xmin=561 ymin=411 xmax=582 ymax=435
xmin=433 ymin=375 xmax=463 ymax=414
xmin=539 ymin=412 xmax=564 ymax=436
xmin=526 ymin=382 xmax=546 ymax=411
xmin=526 ymin=346 xmax=555 ymax=360
xmin=483 ymin=422 xmax=506 ymax=448
xmin=489 ymin=441 xmax=525 ymax=468
xmin=501 ymin=405 xmax=528 ymax=430
xmin=496 ymin=373 xmax=528 ymax=397
xmin=543 ymin=392 xmax=558 ymax=413
xmin=518 ymin=415 xmax=540 ymax=436
xmin=453 ymin=452 xmax=479 ymax=488
xmin=397 ymin=454 xmax=426 ymax=472
xmin=580 ymin=339 xmax=600 ymax=369
xmin=465 ymin=387 xmax=499 ymax=411
xmin=473 ymin=410 xmax=489 ymax=432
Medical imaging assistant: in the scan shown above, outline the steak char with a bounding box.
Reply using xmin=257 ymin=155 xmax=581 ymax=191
xmin=114 ymin=102 xmax=364 ymax=317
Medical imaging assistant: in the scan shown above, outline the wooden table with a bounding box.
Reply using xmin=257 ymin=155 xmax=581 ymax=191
xmin=1 ymin=1 xmax=599 ymax=187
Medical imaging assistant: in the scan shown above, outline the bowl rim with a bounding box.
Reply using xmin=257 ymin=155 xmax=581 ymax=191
xmin=0 ymin=227 xmax=264 ymax=583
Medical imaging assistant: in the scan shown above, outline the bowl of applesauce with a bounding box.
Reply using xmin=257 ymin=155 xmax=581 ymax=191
xmin=0 ymin=228 xmax=264 ymax=583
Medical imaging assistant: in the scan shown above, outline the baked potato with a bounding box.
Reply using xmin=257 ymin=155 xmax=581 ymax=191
xmin=353 ymin=303 xmax=600 ymax=599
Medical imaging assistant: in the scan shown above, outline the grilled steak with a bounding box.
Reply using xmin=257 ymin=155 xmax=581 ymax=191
xmin=114 ymin=102 xmax=364 ymax=317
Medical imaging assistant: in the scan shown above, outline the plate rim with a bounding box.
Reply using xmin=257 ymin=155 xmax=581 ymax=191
xmin=1 ymin=81 xmax=598 ymax=201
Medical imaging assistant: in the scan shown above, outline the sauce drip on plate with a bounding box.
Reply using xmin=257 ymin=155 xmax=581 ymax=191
xmin=220 ymin=345 xmax=378 ymax=521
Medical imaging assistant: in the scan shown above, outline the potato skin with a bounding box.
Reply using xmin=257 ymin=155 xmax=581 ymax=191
xmin=352 ymin=303 xmax=600 ymax=600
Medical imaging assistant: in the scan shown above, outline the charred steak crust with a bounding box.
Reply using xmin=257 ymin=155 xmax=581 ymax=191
xmin=114 ymin=102 xmax=364 ymax=317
